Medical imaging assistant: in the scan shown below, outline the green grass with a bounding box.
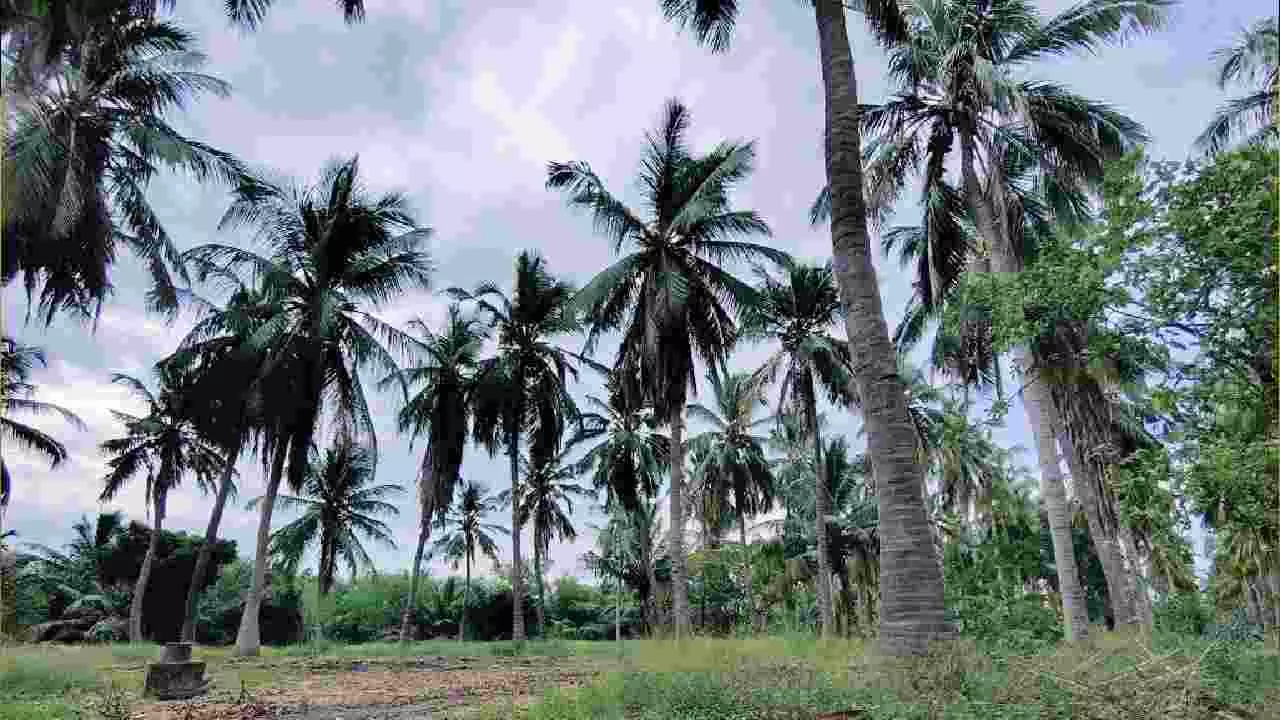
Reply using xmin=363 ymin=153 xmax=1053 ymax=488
xmin=265 ymin=637 xmax=625 ymax=659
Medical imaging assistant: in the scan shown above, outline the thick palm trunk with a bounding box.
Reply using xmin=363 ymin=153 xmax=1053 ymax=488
xmin=508 ymin=429 xmax=526 ymax=642
xmin=958 ymin=128 xmax=1091 ymax=642
xmin=807 ymin=387 xmax=834 ymax=637
xmin=236 ymin=444 xmax=287 ymax=656
xmin=667 ymin=406 xmax=691 ymax=638
xmin=181 ymin=441 xmax=241 ymax=642
xmin=400 ymin=521 xmax=431 ymax=643
xmin=130 ymin=492 xmax=166 ymax=643
xmin=814 ymin=0 xmax=948 ymax=655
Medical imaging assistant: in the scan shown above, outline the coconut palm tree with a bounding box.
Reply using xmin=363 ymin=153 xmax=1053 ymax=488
xmin=2 ymin=11 xmax=248 ymax=324
xmin=687 ymin=366 xmax=775 ymax=552
xmin=184 ymin=155 xmax=433 ymax=656
xmin=431 ymin=480 xmax=507 ymax=642
xmin=99 ymin=368 xmax=225 ymax=642
xmin=505 ymin=441 xmax=596 ymax=636
xmin=450 ymin=251 xmax=583 ymax=642
xmin=546 ymin=98 xmax=785 ymax=637
xmin=248 ymin=435 xmax=400 ymax=595
xmin=658 ymin=0 xmax=947 ymax=654
xmin=742 ymin=261 xmax=853 ymax=635
xmin=574 ymin=379 xmax=670 ymax=629
xmin=1 ymin=338 xmax=86 ymax=534
xmin=383 ymin=304 xmax=487 ymax=642
xmin=1196 ymin=17 xmax=1279 ymax=155
xmin=582 ymin=498 xmax=667 ymax=636
xmin=162 ymin=285 xmax=274 ymax=643
xmin=832 ymin=0 xmax=1171 ymax=642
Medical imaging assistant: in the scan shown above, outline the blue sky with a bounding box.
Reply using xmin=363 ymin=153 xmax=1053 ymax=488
xmin=4 ymin=0 xmax=1270 ymax=584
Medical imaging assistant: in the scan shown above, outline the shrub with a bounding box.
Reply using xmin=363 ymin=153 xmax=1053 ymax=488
xmin=1154 ymin=591 xmax=1211 ymax=636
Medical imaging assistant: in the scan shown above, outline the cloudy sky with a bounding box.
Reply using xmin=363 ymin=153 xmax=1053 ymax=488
xmin=4 ymin=0 xmax=1270 ymax=586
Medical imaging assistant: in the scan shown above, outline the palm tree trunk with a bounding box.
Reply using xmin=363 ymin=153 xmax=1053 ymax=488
xmin=319 ymin=524 xmax=335 ymax=596
xmin=181 ymin=439 xmax=241 ymax=642
xmin=738 ymin=512 xmax=753 ymax=628
xmin=460 ymin=557 xmax=471 ymax=642
xmin=400 ymin=520 xmax=431 ymax=643
xmin=813 ymin=0 xmax=949 ymax=656
xmin=236 ymin=443 xmax=287 ymax=656
xmin=806 ymin=384 xmax=834 ymax=638
xmin=667 ymin=405 xmax=691 ymax=639
xmin=643 ymin=521 xmax=659 ymax=634
xmin=534 ymin=540 xmax=546 ymax=638
xmin=508 ymin=428 xmax=526 ymax=642
xmin=131 ymin=489 xmax=167 ymax=643
xmin=957 ymin=127 xmax=1091 ymax=643
xmin=1055 ymin=422 xmax=1142 ymax=630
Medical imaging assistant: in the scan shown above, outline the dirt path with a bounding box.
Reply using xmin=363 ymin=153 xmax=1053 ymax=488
xmin=134 ymin=655 xmax=613 ymax=720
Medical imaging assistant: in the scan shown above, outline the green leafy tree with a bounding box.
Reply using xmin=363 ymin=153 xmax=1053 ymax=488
xmin=384 ymin=304 xmax=487 ymax=642
xmin=546 ymin=98 xmax=784 ymax=637
xmin=659 ymin=0 xmax=954 ymax=654
xmin=431 ymin=481 xmax=507 ymax=642
xmin=743 ymin=261 xmax=853 ymax=635
xmin=505 ymin=441 xmax=596 ymax=636
xmin=1196 ymin=17 xmax=1278 ymax=155
xmin=2 ymin=10 xmax=248 ymax=323
xmin=1 ymin=338 xmax=85 ymax=533
xmin=99 ymin=369 xmax=225 ymax=642
xmin=249 ymin=435 xmax=400 ymax=596
xmin=450 ymin=250 xmax=583 ymax=642
xmin=185 ymin=155 xmax=432 ymax=655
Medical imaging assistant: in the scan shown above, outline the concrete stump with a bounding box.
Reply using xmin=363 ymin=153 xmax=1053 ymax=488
xmin=145 ymin=642 xmax=210 ymax=700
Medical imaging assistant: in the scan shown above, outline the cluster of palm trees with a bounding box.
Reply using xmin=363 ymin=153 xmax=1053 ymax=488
xmin=3 ymin=0 xmax=1275 ymax=657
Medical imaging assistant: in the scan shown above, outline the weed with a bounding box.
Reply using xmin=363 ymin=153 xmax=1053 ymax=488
xmin=87 ymin=682 xmax=131 ymax=720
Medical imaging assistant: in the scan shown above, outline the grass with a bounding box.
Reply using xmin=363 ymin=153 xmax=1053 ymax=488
xmin=1 ymin=633 xmax=1275 ymax=720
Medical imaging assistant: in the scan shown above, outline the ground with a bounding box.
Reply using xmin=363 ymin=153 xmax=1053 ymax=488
xmin=1 ymin=635 xmax=1276 ymax=720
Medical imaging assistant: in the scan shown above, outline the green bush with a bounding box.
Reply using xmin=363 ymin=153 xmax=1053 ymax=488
xmin=1153 ymin=591 xmax=1211 ymax=636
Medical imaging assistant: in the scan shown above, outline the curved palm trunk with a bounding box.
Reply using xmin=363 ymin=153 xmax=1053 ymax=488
xmin=667 ymin=406 xmax=691 ymax=639
xmin=814 ymin=0 xmax=948 ymax=655
xmin=181 ymin=440 xmax=241 ymax=642
xmin=236 ymin=443 xmax=287 ymax=656
xmin=806 ymin=384 xmax=834 ymax=637
xmin=958 ymin=128 xmax=1091 ymax=643
xmin=508 ymin=429 xmax=526 ymax=642
xmin=131 ymin=489 xmax=167 ymax=643
xmin=400 ymin=521 xmax=431 ymax=643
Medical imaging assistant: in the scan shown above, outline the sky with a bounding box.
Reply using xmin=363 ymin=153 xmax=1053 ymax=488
xmin=3 ymin=0 xmax=1271 ymax=587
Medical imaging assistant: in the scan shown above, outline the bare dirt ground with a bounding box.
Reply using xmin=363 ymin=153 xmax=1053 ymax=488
xmin=133 ymin=655 xmax=616 ymax=720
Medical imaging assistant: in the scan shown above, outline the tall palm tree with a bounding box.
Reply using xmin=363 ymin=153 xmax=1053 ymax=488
xmin=574 ymin=379 xmax=670 ymax=629
xmin=1 ymin=338 xmax=85 ymax=534
xmin=658 ymin=0 xmax=950 ymax=655
xmin=687 ymin=367 xmax=775 ymax=553
xmin=99 ymin=368 xmax=225 ymax=642
xmin=248 ymin=435 xmax=400 ymax=595
xmin=162 ymin=284 xmax=273 ymax=643
xmin=743 ymin=261 xmax=853 ymax=635
xmin=2 ymin=11 xmax=248 ymax=323
xmin=836 ymin=0 xmax=1171 ymax=641
xmin=546 ymin=98 xmax=785 ymax=637
xmin=450 ymin=251 xmax=583 ymax=642
xmin=184 ymin=155 xmax=433 ymax=656
xmin=1196 ymin=17 xmax=1278 ymax=155
xmin=383 ymin=304 xmax=487 ymax=642
xmin=430 ymin=480 xmax=507 ymax=642
xmin=506 ymin=442 xmax=596 ymax=636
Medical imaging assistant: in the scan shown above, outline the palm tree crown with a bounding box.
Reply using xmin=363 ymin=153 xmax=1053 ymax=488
xmin=1196 ymin=17 xmax=1278 ymax=155
xmin=3 ymin=12 xmax=248 ymax=323
xmin=252 ymin=435 xmax=401 ymax=595
xmin=546 ymin=97 xmax=786 ymax=419
xmin=1 ymin=338 xmax=86 ymax=518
